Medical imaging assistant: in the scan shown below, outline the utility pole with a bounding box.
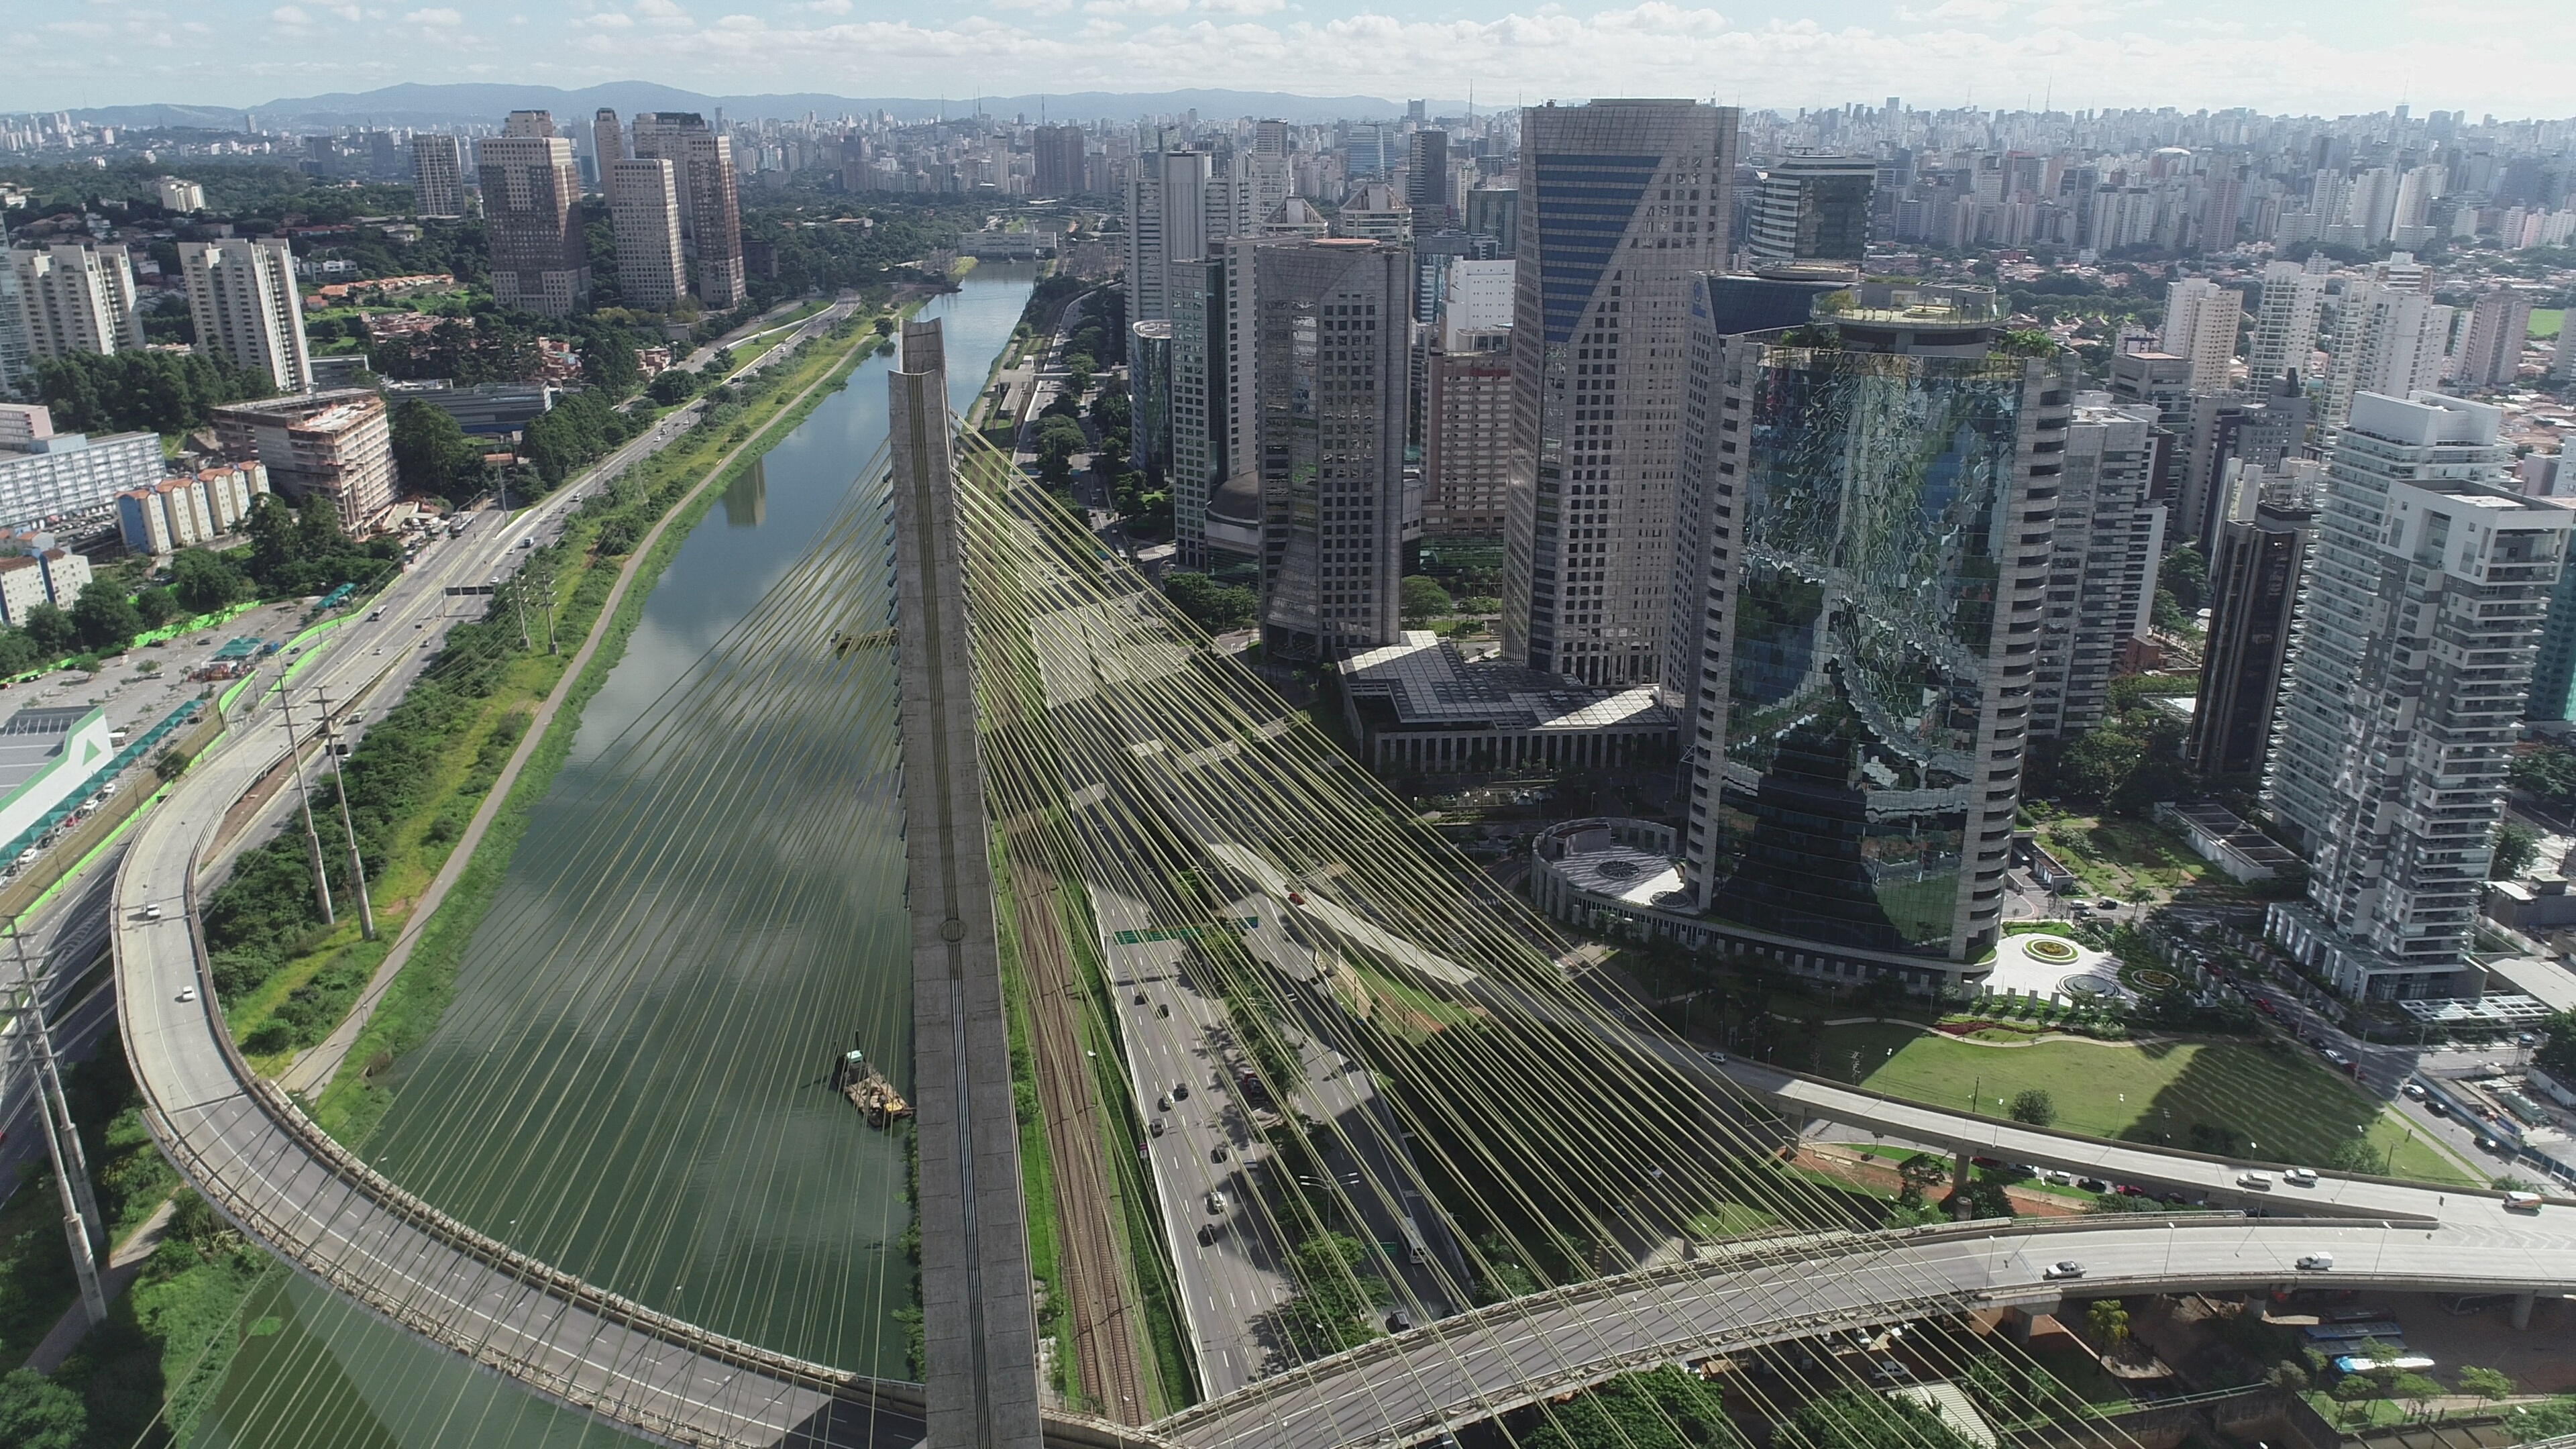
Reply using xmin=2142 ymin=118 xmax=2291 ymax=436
xmin=509 ymin=574 xmax=531 ymax=651
xmin=541 ymin=577 xmax=558 ymax=655
xmin=9 ymin=930 xmax=108 ymax=1326
xmin=278 ymin=691 xmax=335 ymax=926
xmin=313 ymin=688 xmax=376 ymax=941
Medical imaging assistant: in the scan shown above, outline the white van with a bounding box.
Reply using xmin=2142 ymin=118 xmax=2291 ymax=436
xmin=2504 ymin=1191 xmax=2544 ymax=1213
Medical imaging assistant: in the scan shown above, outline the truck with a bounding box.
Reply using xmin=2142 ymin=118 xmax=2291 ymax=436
xmin=1401 ymin=1216 xmax=1426 ymax=1266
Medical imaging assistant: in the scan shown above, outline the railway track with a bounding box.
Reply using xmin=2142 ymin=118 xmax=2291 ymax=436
xmin=1010 ymin=842 xmax=1151 ymax=1425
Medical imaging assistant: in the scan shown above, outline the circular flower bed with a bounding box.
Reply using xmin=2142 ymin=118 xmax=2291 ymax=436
xmin=2022 ymin=936 xmax=2080 ymax=964
xmin=2060 ymin=972 xmax=2121 ymax=1000
xmin=1595 ymin=859 xmax=1642 ymax=881
xmin=2124 ymin=965 xmax=2181 ymax=993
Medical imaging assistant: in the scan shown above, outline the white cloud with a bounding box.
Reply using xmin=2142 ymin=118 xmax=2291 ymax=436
xmin=1199 ymin=0 xmax=1286 ymax=14
xmin=269 ymin=4 xmax=311 ymax=21
xmin=792 ymin=0 xmax=852 ymax=12
xmin=403 ymin=6 xmax=462 ymax=22
xmin=1898 ymin=0 xmax=2010 ymax=20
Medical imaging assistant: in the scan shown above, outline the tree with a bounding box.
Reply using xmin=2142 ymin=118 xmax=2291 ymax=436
xmin=2008 ymin=1089 xmax=2056 ymax=1126
xmin=2390 ymin=1373 xmax=2445 ymax=1419
xmin=2059 ymin=728 xmax=2145 ymax=804
xmin=2326 ymin=1136 xmax=2382 ymax=1174
xmin=70 ymin=580 xmax=142 ymax=651
xmin=1163 ymin=572 xmax=1258 ymax=633
xmin=1277 ymin=1231 xmax=1391 ymax=1356
xmin=170 ymin=547 xmax=242 ymax=614
xmin=20 ymin=602 xmax=76 ymax=657
xmin=0 ymin=1369 xmax=85 ymax=1449
xmin=2456 ymin=1366 xmax=2514 ymax=1403
xmin=2491 ymin=820 xmax=2540 ymax=880
xmin=1519 ymin=1366 xmax=1742 ymax=1449
xmin=390 ymin=398 xmax=488 ymax=505
xmin=2265 ymin=1361 xmax=2311 ymax=1393
xmin=2086 ymin=1298 xmax=2131 ymax=1348
xmin=133 ymin=585 xmax=176 ymax=628
xmin=1776 ymin=1387 xmax=1972 ymax=1449
xmin=2161 ymin=544 xmax=2208 ymax=612
xmin=1400 ymin=575 xmax=1454 ymax=625
xmin=647 ymin=368 xmax=699 ymax=405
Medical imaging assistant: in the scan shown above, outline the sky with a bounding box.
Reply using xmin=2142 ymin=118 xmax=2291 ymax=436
xmin=15 ymin=0 xmax=2573 ymax=119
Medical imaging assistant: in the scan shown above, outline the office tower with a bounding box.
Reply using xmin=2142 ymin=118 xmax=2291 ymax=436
xmin=1240 ymin=150 xmax=1292 ymax=233
xmin=1423 ymin=261 xmax=1514 ymax=541
xmin=178 ymin=239 xmax=313 ymax=392
xmin=2266 ymin=392 xmax=2569 ymax=1002
xmin=2453 ymin=288 xmax=2534 ymax=390
xmin=609 ymin=158 xmax=688 ymax=307
xmin=1335 ymin=184 xmax=1411 ymax=243
xmin=1253 ymin=119 xmax=1290 ymax=156
xmin=592 ymin=109 xmax=627 ymax=191
xmin=156 ymin=176 xmax=205 ymax=213
xmin=2160 ymin=277 xmax=2242 ymax=393
xmin=2105 ymin=350 xmax=2190 ymax=418
xmin=211 ymin=388 xmax=394 ymax=530
xmin=1466 ymin=184 xmax=1518 ymax=255
xmin=477 ymin=111 xmax=588 ymax=316
xmin=1505 ymin=99 xmax=1738 ymax=685
xmin=1124 ymin=149 xmax=1212 ymax=323
xmin=633 ymin=113 xmax=745 ymax=308
xmin=1169 ymin=255 xmax=1230 ymax=568
xmin=1674 ymin=281 xmax=2068 ymax=964
xmin=1249 ymin=240 xmax=1411 ymax=661
xmin=5 ymin=245 xmax=145 ymax=365
xmin=1746 ymin=153 xmax=1875 ymax=264
xmin=2321 ymin=282 xmax=2453 ymax=433
xmin=2198 ymin=163 xmax=2246 ymax=250
xmin=2171 ymin=377 xmax=2308 ymax=556
xmin=2190 ymin=491 xmax=2313 ymax=780
xmin=2031 ymin=397 xmax=2163 ymax=740
xmin=412 ymin=133 xmax=464 ymax=218
xmin=1406 ymin=129 xmax=1450 ymax=223
xmin=1128 ymin=319 xmax=1173 ymax=478
xmin=1034 ymin=125 xmax=1086 ymax=197
xmin=2247 ymin=260 xmax=2326 ymax=385
xmin=1258 ymin=197 xmax=1329 ymax=240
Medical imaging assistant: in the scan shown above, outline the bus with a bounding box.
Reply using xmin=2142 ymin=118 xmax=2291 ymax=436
xmin=1401 ymin=1216 xmax=1426 ymax=1267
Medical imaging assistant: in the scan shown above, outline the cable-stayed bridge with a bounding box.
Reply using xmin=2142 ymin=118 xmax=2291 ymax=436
xmin=110 ymin=321 xmax=2576 ymax=1449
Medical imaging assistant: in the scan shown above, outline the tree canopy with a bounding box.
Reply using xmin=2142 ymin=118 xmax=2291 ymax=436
xmin=32 ymin=349 xmax=274 ymax=435
xmin=390 ymin=398 xmax=490 ymax=505
xmin=1776 ymin=1388 xmax=1974 ymax=1449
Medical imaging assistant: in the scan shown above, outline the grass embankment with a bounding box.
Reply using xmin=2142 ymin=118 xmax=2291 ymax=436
xmin=0 ymin=308 xmax=894 ymax=1448
xmin=991 ymin=851 xmax=1075 ymax=1405
xmin=1813 ymin=1022 xmax=2480 ymax=1186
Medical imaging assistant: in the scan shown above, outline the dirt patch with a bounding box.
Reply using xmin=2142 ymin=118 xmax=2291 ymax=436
xmin=1797 ymin=1142 xmax=2086 ymax=1218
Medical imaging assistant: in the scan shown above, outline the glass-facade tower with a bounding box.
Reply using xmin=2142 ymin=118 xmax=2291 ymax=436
xmin=1678 ymin=285 xmax=2069 ymax=963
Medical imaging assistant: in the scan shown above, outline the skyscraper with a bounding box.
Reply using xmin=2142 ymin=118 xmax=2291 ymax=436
xmin=2266 ymin=392 xmax=2571 ymax=1001
xmin=178 ymin=239 xmax=313 ymax=392
xmin=2321 ymin=281 xmax=2453 ymax=434
xmin=2453 ymin=287 xmax=2535 ymax=390
xmin=1674 ymin=281 xmax=2068 ymax=965
xmin=633 ymin=113 xmax=745 ymax=308
xmin=477 ymin=111 xmax=587 ymax=317
xmin=2160 ymin=277 xmax=2242 ymax=393
xmin=1169 ymin=254 xmax=1230 ymax=568
xmin=1249 ymin=240 xmax=1411 ymax=661
xmin=1405 ymin=129 xmax=1450 ymax=223
xmin=609 ymin=158 xmax=689 ymax=307
xmin=2031 ymin=397 xmax=2164 ymax=740
xmin=1422 ymin=261 xmax=1515 ymax=542
xmin=411 ymin=133 xmax=464 ymax=219
xmin=4 ymin=245 xmax=145 ymax=373
xmin=1124 ymin=149 xmax=1212 ymax=324
xmin=1033 ymin=125 xmax=1086 ymax=197
xmin=2189 ymin=491 xmax=2314 ymax=782
xmin=592 ymin=109 xmax=627 ymax=191
xmin=1746 ymin=153 xmax=1875 ymax=264
xmin=1504 ymin=99 xmax=1738 ymax=686
xmin=2245 ymin=259 xmax=2326 ymax=385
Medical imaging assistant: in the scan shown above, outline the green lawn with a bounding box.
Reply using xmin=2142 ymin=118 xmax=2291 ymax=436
xmin=1813 ymin=1024 xmax=2481 ymax=1187
xmin=2031 ymin=814 xmax=2214 ymax=903
xmin=2533 ymin=309 xmax=2563 ymax=341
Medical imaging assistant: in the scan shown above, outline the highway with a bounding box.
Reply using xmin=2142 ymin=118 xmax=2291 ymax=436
xmin=1155 ymin=1212 xmax=2576 ymax=1449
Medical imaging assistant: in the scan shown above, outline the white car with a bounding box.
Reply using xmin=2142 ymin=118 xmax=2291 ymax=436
xmin=2296 ymin=1252 xmax=2334 ymax=1271
xmin=1205 ymin=1190 xmax=1228 ymax=1215
xmin=2401 ymin=1081 xmax=2427 ymax=1100
xmin=2041 ymin=1260 xmax=2086 ymax=1281
xmin=144 ymin=902 xmax=163 ymax=920
xmin=2282 ymin=1167 xmax=2319 ymax=1187
xmin=1702 ymin=1050 xmax=1729 ymax=1065
xmin=176 ymin=985 xmax=197 ymax=1003
xmin=2237 ymin=1171 xmax=2275 ymax=1190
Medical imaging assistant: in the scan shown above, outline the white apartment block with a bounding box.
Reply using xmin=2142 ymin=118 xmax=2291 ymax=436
xmin=413 ymin=134 xmax=466 ymax=219
xmin=2160 ymin=277 xmax=2242 ymax=394
xmin=156 ymin=176 xmax=205 ymax=213
xmin=2322 ymin=282 xmax=2454 ymax=435
xmin=0 ymin=555 xmax=47 ymax=625
xmin=0 ymin=402 xmax=163 ymax=533
xmin=2267 ymin=392 xmax=2571 ymax=1001
xmin=2246 ymin=259 xmax=2326 ymax=386
xmin=609 ymin=157 xmax=688 ymax=307
xmin=179 ymin=239 xmax=313 ymax=392
xmin=5 ymin=245 xmax=144 ymax=366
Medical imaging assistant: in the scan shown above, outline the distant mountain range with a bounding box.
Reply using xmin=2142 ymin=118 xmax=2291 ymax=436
xmin=72 ymin=82 xmax=1449 ymax=130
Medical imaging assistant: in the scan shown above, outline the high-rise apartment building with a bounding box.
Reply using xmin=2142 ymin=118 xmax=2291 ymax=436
xmin=2453 ymin=287 xmax=2535 ymax=390
xmin=609 ymin=158 xmax=688 ymax=307
xmin=633 ymin=113 xmax=745 ymax=308
xmin=2321 ymin=281 xmax=2453 ymax=434
xmin=212 ymin=388 xmax=394 ymax=530
xmin=477 ymin=111 xmax=587 ymax=316
xmin=1034 ymin=125 xmax=1086 ymax=197
xmin=2190 ymin=492 xmax=2314 ymax=782
xmin=1746 ymin=153 xmax=1875 ymax=264
xmin=1124 ymin=149 xmax=1214 ymax=324
xmin=1674 ymin=282 xmax=2068 ymax=965
xmin=412 ymin=133 xmax=465 ymax=218
xmin=2031 ymin=397 xmax=2163 ymax=739
xmin=1423 ymin=261 xmax=1515 ymax=542
xmin=156 ymin=176 xmax=205 ymax=213
xmin=1505 ymin=99 xmax=1738 ymax=686
xmin=2266 ymin=392 xmax=2571 ymax=1001
xmin=2246 ymin=258 xmax=2327 ymax=385
xmin=1248 ymin=240 xmax=1411 ymax=661
xmin=5 ymin=245 xmax=145 ymax=364
xmin=178 ymin=239 xmax=312 ymax=393
xmin=2160 ymin=277 xmax=2242 ymax=394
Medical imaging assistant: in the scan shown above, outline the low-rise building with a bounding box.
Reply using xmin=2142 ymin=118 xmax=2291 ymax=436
xmin=1337 ymin=631 xmax=1679 ymax=773
xmin=0 ymin=705 xmax=114 ymax=859
xmin=0 ymin=554 xmax=48 ymax=624
xmin=0 ymin=402 xmax=164 ymax=534
xmin=382 ymin=380 xmax=556 ymax=437
xmin=211 ymin=389 xmax=392 ymax=531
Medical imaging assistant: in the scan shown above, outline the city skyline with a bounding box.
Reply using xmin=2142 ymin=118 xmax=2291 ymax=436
xmin=15 ymin=0 xmax=2575 ymax=120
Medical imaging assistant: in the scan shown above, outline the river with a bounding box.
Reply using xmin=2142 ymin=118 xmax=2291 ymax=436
xmin=188 ymin=265 xmax=1036 ymax=1449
